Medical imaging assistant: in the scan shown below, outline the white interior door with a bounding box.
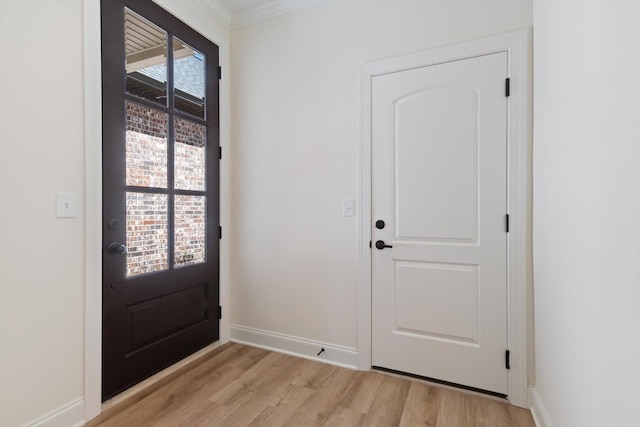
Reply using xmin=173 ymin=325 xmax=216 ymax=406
xmin=371 ymin=52 xmax=509 ymax=395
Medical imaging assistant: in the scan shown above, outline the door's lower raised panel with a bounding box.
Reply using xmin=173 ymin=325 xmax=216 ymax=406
xmin=126 ymin=283 xmax=208 ymax=352
xmin=394 ymin=261 xmax=479 ymax=345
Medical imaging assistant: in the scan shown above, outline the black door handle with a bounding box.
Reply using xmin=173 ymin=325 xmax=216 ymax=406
xmin=375 ymin=240 xmax=393 ymax=250
xmin=108 ymin=242 xmax=127 ymax=255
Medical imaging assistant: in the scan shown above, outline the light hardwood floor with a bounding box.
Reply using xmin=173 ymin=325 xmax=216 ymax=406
xmin=89 ymin=343 xmax=535 ymax=427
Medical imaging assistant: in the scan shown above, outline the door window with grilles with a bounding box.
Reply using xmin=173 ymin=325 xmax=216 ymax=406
xmin=124 ymin=8 xmax=209 ymax=277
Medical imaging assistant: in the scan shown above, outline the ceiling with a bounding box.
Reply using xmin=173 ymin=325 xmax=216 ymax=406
xmin=200 ymin=0 xmax=331 ymax=29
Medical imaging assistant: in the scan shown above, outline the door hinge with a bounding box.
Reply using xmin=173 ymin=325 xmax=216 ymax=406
xmin=505 ymin=78 xmax=511 ymax=97
xmin=218 ymin=306 xmax=222 ymax=319
xmin=219 ymin=146 xmax=222 ymax=160
xmin=505 ymin=214 xmax=510 ymax=233
xmin=505 ymin=350 xmax=511 ymax=370
xmin=219 ymin=226 xmax=222 ymax=239
xmin=218 ymin=66 xmax=222 ymax=80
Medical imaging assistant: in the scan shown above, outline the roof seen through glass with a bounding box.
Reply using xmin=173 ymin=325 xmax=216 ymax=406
xmin=138 ymin=54 xmax=205 ymax=100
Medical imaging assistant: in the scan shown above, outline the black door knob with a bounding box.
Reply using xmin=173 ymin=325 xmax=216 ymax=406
xmin=108 ymin=242 xmax=127 ymax=255
xmin=375 ymin=220 xmax=385 ymax=229
xmin=375 ymin=240 xmax=393 ymax=250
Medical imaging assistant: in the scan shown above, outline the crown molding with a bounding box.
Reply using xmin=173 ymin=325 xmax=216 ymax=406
xmin=231 ymin=0 xmax=330 ymax=29
xmin=192 ymin=0 xmax=232 ymax=29
xmin=191 ymin=0 xmax=331 ymax=30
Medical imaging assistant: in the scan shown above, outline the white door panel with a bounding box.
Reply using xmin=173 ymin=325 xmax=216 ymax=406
xmin=395 ymin=87 xmax=478 ymax=243
xmin=395 ymin=261 xmax=480 ymax=343
xmin=372 ymin=52 xmax=508 ymax=394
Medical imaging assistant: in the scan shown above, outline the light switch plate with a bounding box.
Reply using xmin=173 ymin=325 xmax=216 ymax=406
xmin=56 ymin=192 xmax=77 ymax=218
xmin=342 ymin=197 xmax=355 ymax=217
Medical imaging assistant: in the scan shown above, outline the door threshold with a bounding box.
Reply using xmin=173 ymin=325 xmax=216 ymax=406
xmin=372 ymin=366 xmax=507 ymax=401
xmin=87 ymin=341 xmax=227 ymax=426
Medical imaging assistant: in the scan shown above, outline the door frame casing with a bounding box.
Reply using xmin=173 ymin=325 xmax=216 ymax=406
xmin=357 ymin=29 xmax=531 ymax=408
xmin=83 ymin=0 xmax=231 ymax=421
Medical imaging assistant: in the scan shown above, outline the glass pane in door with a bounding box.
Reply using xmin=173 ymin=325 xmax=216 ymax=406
xmin=126 ymin=192 xmax=169 ymax=277
xmin=173 ymin=37 xmax=205 ymax=119
xmin=125 ymin=8 xmax=168 ymax=106
xmin=174 ymin=195 xmax=206 ymax=268
xmin=126 ymin=100 xmax=168 ymax=188
xmin=174 ymin=117 xmax=206 ymax=191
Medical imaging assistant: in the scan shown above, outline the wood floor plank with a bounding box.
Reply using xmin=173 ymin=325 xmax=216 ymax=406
xmin=174 ymin=401 xmax=221 ymax=427
xmin=469 ymin=396 xmax=512 ymax=427
xmin=398 ymin=381 xmax=442 ymax=427
xmin=247 ymin=385 xmax=316 ymax=427
xmin=283 ymin=366 xmax=358 ymax=426
xmin=289 ymin=357 xmax=336 ymax=390
xmin=209 ymin=351 xmax=289 ymax=404
xmin=436 ymin=388 xmax=473 ymax=427
xmin=211 ymin=357 xmax=315 ymax=426
xmin=340 ymin=371 xmax=384 ymax=414
xmin=509 ymin=405 xmax=538 ymax=427
xmin=321 ymin=405 xmax=366 ymax=426
xmin=215 ymin=388 xmax=282 ymax=427
xmin=360 ymin=374 xmax=411 ymax=426
xmin=96 ymin=345 xmax=256 ymax=427
xmin=91 ymin=343 xmax=536 ymax=427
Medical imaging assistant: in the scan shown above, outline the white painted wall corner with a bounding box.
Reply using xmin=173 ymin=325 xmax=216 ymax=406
xmin=230 ymin=325 xmax=358 ymax=370
xmin=529 ymin=386 xmax=553 ymax=427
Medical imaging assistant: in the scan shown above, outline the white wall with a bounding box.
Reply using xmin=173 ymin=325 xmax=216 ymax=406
xmin=0 ymin=0 xmax=230 ymax=425
xmin=533 ymin=1 xmax=640 ymax=426
xmin=0 ymin=1 xmax=85 ymax=426
xmin=230 ymin=0 xmax=532 ymax=352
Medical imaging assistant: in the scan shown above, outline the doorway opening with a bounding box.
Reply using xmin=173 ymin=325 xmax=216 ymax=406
xmin=357 ymin=30 xmax=531 ymax=407
xmin=101 ymin=0 xmax=220 ymax=400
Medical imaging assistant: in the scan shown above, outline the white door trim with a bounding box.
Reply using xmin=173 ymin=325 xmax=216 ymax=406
xmin=83 ymin=0 xmax=103 ymax=420
xmin=357 ymin=29 xmax=531 ymax=407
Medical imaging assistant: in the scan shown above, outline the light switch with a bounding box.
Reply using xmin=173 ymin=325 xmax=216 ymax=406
xmin=56 ymin=192 xmax=77 ymax=218
xmin=342 ymin=197 xmax=355 ymax=217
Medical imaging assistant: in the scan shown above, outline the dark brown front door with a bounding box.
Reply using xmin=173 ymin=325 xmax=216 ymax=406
xmin=101 ymin=0 xmax=220 ymax=400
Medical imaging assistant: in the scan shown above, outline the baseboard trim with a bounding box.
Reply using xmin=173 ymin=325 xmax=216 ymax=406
xmin=230 ymin=325 xmax=358 ymax=370
xmin=529 ymin=386 xmax=553 ymax=427
xmin=29 ymin=399 xmax=84 ymax=427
